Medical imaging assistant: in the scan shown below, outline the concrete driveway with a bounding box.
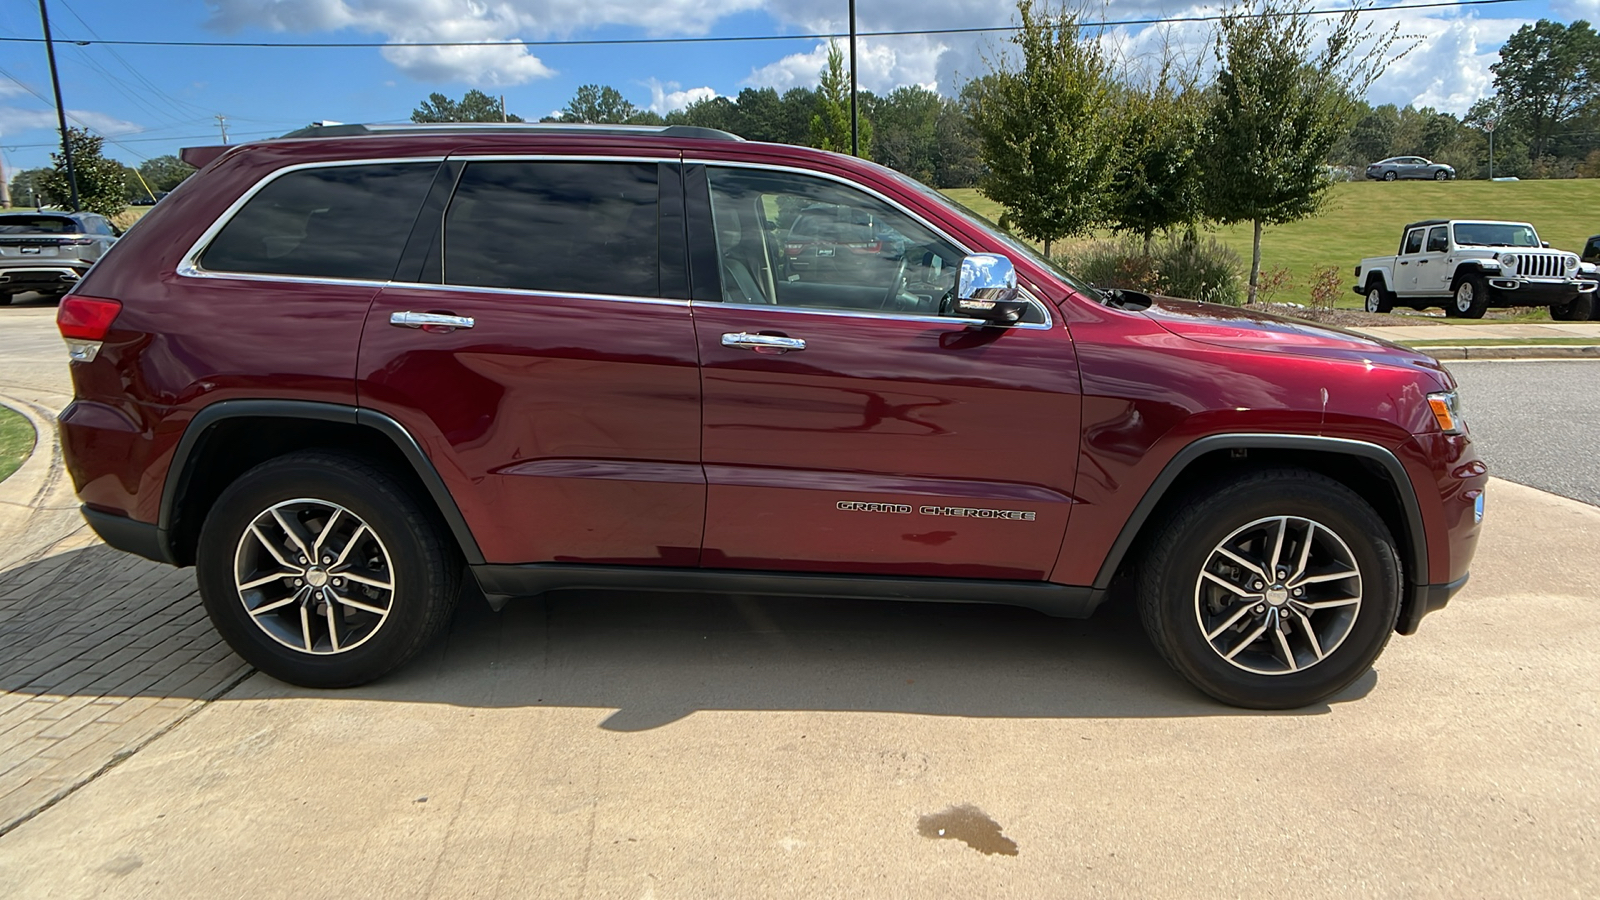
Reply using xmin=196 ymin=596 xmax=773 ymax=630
xmin=0 ymin=302 xmax=1596 ymax=897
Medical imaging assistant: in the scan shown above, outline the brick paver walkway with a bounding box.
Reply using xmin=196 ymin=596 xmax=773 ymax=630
xmin=0 ymin=544 xmax=251 ymax=836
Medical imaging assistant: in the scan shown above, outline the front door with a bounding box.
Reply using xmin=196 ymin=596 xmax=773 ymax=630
xmin=687 ymin=165 xmax=1080 ymax=580
xmin=358 ymin=158 xmax=705 ymax=566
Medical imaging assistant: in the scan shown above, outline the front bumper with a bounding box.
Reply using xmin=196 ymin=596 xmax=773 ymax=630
xmin=1484 ymin=276 xmax=1594 ymax=303
xmin=1397 ymin=574 xmax=1469 ymax=635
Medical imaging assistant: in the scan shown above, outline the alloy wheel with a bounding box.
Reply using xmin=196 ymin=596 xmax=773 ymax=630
xmin=1456 ymin=282 xmax=1474 ymax=312
xmin=233 ymin=498 xmax=396 ymax=655
xmin=1192 ymin=515 xmax=1362 ymax=676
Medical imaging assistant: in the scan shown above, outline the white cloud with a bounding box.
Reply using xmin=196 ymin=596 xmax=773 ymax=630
xmin=743 ymin=37 xmax=945 ymax=94
xmin=0 ymin=108 xmax=143 ymax=139
xmin=645 ymin=79 xmax=718 ymax=114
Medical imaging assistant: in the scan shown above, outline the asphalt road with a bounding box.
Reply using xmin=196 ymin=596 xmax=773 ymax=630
xmin=1446 ymin=360 xmax=1600 ymax=508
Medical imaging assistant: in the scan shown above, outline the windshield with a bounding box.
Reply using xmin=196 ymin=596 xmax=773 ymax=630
xmin=0 ymin=215 xmax=80 ymax=235
xmin=1452 ymin=222 xmax=1539 ymax=248
xmin=882 ymin=169 xmax=1106 ymax=301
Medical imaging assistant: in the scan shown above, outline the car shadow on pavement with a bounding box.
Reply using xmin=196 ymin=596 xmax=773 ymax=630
xmin=0 ymin=545 xmax=1375 ymax=724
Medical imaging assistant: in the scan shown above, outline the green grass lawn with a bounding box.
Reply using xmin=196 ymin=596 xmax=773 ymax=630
xmin=0 ymin=405 xmax=36 ymax=486
xmin=942 ymin=180 xmax=1600 ymax=309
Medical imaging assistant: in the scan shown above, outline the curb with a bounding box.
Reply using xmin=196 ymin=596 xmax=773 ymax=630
xmin=0 ymin=391 xmax=87 ymax=570
xmin=1411 ymin=344 xmax=1600 ymax=360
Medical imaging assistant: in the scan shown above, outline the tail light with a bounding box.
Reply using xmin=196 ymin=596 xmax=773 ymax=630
xmin=57 ymin=295 xmax=121 ymax=362
xmin=59 ymin=238 xmax=95 ymax=246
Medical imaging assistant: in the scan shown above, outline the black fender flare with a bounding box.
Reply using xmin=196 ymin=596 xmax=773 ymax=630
xmin=1089 ymin=434 xmax=1428 ymax=592
xmin=157 ymin=399 xmax=485 ymax=566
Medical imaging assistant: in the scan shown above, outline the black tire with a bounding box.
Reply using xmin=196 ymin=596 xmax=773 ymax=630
xmin=1433 ymin=170 xmax=1448 ymax=181
xmin=1363 ymin=281 xmax=1395 ymax=313
xmin=1550 ymin=293 xmax=1594 ymax=321
xmin=1448 ymin=274 xmax=1489 ymax=319
xmin=0 ymin=295 xmax=12 ymax=307
xmin=1136 ymin=469 xmax=1401 ymax=709
xmin=196 ymin=450 xmax=462 ymax=688
xmin=1383 ymin=171 xmax=1397 ymax=182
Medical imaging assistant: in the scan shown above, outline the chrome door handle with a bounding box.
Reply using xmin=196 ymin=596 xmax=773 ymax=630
xmin=721 ymin=332 xmax=805 ymax=351
xmin=1417 ymin=260 xmax=1429 ymax=264
xmin=391 ymin=311 xmax=474 ymax=329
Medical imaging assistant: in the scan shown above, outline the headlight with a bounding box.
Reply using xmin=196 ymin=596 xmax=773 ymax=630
xmin=1567 ymin=254 xmax=1580 ymax=270
xmin=1427 ymin=390 xmax=1465 ymax=435
xmin=1497 ymin=252 xmax=1517 ymax=269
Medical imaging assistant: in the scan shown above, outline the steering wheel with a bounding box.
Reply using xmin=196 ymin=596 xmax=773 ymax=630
xmin=878 ymin=256 xmax=910 ymax=310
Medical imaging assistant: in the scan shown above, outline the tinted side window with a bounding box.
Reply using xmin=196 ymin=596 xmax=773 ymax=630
xmin=443 ymin=161 xmax=659 ymax=297
xmin=1426 ymin=226 xmax=1449 ymax=253
xmin=706 ymin=167 xmax=984 ymax=319
xmin=200 ymin=163 xmax=436 ymax=281
xmin=1403 ymin=229 xmax=1424 ymax=254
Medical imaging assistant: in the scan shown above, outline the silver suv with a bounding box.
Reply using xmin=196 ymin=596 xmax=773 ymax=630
xmin=0 ymin=211 xmax=118 ymax=304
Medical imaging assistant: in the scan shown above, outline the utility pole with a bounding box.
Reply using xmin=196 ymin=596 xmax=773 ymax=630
xmin=500 ymin=94 xmax=508 ymax=123
xmin=38 ymin=0 xmax=80 ymax=212
xmin=215 ymin=114 xmax=230 ymax=144
xmin=848 ymin=0 xmax=858 ymax=158
xmin=1485 ymin=120 xmax=1495 ymax=180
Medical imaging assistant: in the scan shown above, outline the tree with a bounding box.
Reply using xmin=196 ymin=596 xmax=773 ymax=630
xmin=810 ymin=41 xmax=872 ymax=156
xmin=1198 ymin=1 xmax=1404 ymax=302
xmin=8 ymin=168 xmax=51 ymax=208
xmin=39 ymin=128 xmax=127 ymax=217
xmin=967 ymin=1 xmax=1118 ymax=256
xmin=554 ymin=84 xmax=646 ymax=124
xmin=1108 ymin=76 xmax=1204 ymax=250
xmin=137 ymin=155 xmax=196 ymax=193
xmin=1491 ymin=20 xmax=1600 ymax=164
xmin=411 ymin=89 xmax=522 ymax=123
xmin=871 ymin=86 xmax=943 ymax=182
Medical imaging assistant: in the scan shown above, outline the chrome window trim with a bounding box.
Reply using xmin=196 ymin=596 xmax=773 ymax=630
xmin=691 ymin=283 xmax=1049 ymax=330
xmin=177 ymin=156 xmax=447 ymax=283
xmin=383 ymin=280 xmax=690 ymax=307
xmin=692 ymin=158 xmax=1055 ymax=330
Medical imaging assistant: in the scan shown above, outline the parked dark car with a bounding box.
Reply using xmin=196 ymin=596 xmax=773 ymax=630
xmin=1366 ymin=157 xmax=1456 ymax=181
xmin=0 ymin=211 xmax=118 ymax=303
xmin=55 ymin=122 xmax=1485 ymax=709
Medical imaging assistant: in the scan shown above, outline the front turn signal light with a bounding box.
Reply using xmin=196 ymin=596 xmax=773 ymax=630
xmin=1427 ymin=391 xmax=1464 ymax=434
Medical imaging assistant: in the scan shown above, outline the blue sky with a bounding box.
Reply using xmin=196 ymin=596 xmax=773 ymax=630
xmin=0 ymin=0 xmax=1569 ymax=174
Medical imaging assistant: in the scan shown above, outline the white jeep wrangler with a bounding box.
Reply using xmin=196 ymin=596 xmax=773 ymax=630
xmin=1354 ymin=219 xmax=1598 ymax=319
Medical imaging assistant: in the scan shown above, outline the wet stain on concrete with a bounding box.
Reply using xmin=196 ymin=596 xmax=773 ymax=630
xmin=101 ymin=851 xmax=143 ymax=876
xmin=917 ymin=805 xmax=1018 ymax=856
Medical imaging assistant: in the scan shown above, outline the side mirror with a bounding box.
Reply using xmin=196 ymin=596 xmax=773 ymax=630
xmin=954 ymin=254 xmax=1030 ymax=326
xmin=1542 ymin=241 xmax=1551 ymax=248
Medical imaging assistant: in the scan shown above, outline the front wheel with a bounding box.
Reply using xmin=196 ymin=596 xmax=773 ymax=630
xmin=1550 ymin=293 xmax=1594 ymax=321
xmin=196 ymin=451 xmax=462 ymax=688
xmin=1449 ymin=275 xmax=1489 ymax=318
xmin=1434 ymin=170 xmax=1449 ymax=181
xmin=1136 ymin=469 xmax=1401 ymax=709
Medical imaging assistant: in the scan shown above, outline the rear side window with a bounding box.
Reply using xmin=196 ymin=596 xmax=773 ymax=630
xmin=200 ymin=162 xmax=436 ymax=281
xmin=442 ymin=161 xmax=659 ymax=298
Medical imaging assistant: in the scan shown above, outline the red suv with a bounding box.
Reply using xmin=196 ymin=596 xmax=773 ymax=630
xmin=54 ymin=123 xmax=1485 ymax=708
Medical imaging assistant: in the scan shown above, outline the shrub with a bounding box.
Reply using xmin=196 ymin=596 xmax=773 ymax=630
xmin=1060 ymin=235 xmax=1244 ymax=305
xmin=1252 ymin=265 xmax=1294 ymax=304
xmin=1308 ymin=264 xmax=1343 ymax=309
xmin=1152 ymin=236 xmax=1243 ymax=305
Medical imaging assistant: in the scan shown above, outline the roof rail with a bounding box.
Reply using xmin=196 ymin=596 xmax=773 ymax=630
xmin=274 ymin=122 xmax=744 ymax=142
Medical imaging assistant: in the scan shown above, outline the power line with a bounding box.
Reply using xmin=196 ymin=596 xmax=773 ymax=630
xmin=0 ymin=0 xmax=1533 ymax=50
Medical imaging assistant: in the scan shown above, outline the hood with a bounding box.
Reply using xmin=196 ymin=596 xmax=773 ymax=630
xmin=1139 ymin=296 xmax=1452 ymax=384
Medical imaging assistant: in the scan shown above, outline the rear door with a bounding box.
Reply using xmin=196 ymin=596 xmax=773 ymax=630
xmin=1397 ymin=227 xmax=1426 ymax=294
xmin=686 ymin=163 xmax=1080 ymax=580
xmin=358 ymin=157 xmax=705 ymax=566
xmin=1416 ymin=225 xmax=1451 ymax=295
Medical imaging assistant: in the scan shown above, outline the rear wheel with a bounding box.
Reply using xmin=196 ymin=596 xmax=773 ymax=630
xmin=196 ymin=451 xmax=462 ymax=688
xmin=0 ymin=294 xmax=12 ymax=307
xmin=1449 ymin=275 xmax=1489 ymax=319
xmin=1136 ymin=469 xmax=1401 ymax=709
xmin=1383 ymin=171 xmax=1397 ymax=182
xmin=1550 ymin=294 xmax=1594 ymax=321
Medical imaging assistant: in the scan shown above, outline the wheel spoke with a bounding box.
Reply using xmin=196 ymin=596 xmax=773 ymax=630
xmin=1205 ymin=602 xmax=1258 ymax=641
xmin=271 ymin=508 xmax=314 ymax=561
xmin=1224 ymin=621 xmax=1270 ymax=660
xmin=1267 ymin=517 xmax=1287 ymax=574
xmin=324 ymin=591 xmax=340 ymax=652
xmin=1292 ymin=521 xmax=1315 ymax=583
xmin=249 ymin=586 xmax=307 ymax=617
xmin=1201 ymin=569 xmax=1257 ymax=598
xmin=1291 ymin=568 xmax=1360 ymax=587
xmin=331 ymin=524 xmax=369 ymax=569
xmin=1299 ymin=595 xmax=1360 ymax=610
xmin=1272 ymin=623 xmax=1298 ymax=672
xmin=312 ymin=508 xmax=344 ymax=558
xmin=299 ymin=602 xmax=314 ymax=652
xmin=250 ymin=524 xmax=297 ymax=569
xmin=239 ymin=569 xmax=298 ymax=591
xmin=339 ymin=569 xmax=393 ymax=591
xmin=1295 ymin=609 xmax=1325 ymax=661
xmin=1216 ymin=547 xmax=1268 ymax=581
xmin=335 ymin=594 xmax=388 ymax=617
